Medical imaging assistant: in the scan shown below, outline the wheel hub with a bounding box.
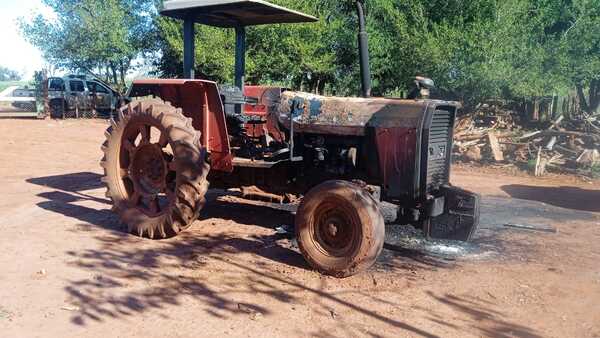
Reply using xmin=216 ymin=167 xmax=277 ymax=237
xmin=327 ymin=222 xmax=339 ymax=237
xmin=130 ymin=144 xmax=168 ymax=195
xmin=316 ymin=212 xmax=354 ymax=254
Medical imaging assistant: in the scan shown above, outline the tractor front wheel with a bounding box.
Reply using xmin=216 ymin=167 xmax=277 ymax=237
xmin=296 ymin=180 xmax=385 ymax=278
xmin=101 ymin=99 xmax=210 ymax=239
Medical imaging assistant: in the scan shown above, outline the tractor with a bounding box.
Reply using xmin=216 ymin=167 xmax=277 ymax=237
xmin=101 ymin=0 xmax=480 ymax=278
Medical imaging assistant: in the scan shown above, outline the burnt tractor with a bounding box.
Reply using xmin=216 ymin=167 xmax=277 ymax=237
xmin=101 ymin=0 xmax=480 ymax=277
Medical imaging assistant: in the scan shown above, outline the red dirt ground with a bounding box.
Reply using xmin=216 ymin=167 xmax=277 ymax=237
xmin=0 ymin=119 xmax=599 ymax=338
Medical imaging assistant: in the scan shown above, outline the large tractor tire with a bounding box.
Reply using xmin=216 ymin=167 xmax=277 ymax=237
xmin=101 ymin=99 xmax=210 ymax=239
xmin=296 ymin=180 xmax=385 ymax=278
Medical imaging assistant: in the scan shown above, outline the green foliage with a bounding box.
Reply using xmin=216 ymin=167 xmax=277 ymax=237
xmin=19 ymin=0 xmax=155 ymax=86
xmin=154 ymin=14 xmax=235 ymax=83
xmin=0 ymin=66 xmax=22 ymax=82
xmin=153 ymin=0 xmax=594 ymax=103
xmin=23 ymin=0 xmax=598 ymax=106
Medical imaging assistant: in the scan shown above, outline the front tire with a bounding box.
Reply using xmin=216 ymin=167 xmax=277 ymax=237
xmin=101 ymin=99 xmax=210 ymax=239
xmin=296 ymin=180 xmax=385 ymax=278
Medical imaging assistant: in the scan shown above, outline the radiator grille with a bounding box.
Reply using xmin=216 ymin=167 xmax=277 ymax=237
xmin=426 ymin=110 xmax=452 ymax=191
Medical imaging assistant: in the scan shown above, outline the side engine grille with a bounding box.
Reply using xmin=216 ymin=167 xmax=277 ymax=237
xmin=426 ymin=109 xmax=453 ymax=191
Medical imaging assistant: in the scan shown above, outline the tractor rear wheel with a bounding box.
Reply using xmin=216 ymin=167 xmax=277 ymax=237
xmin=101 ymin=99 xmax=210 ymax=239
xmin=296 ymin=180 xmax=385 ymax=278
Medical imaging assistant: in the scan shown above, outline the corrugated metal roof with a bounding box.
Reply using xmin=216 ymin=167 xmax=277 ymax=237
xmin=161 ymin=0 xmax=318 ymax=27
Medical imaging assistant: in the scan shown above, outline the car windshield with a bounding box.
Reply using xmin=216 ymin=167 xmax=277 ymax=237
xmin=49 ymin=78 xmax=65 ymax=91
xmin=69 ymin=80 xmax=85 ymax=92
xmin=87 ymin=81 xmax=110 ymax=94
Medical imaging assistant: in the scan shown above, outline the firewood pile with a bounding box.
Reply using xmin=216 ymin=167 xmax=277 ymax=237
xmin=454 ymin=105 xmax=600 ymax=178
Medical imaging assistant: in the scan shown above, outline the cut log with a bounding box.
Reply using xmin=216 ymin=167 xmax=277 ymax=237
xmin=464 ymin=146 xmax=482 ymax=162
xmin=548 ymin=115 xmax=564 ymax=130
xmin=554 ymin=144 xmax=578 ymax=155
xmin=576 ymin=149 xmax=600 ymax=166
xmin=534 ymin=147 xmax=546 ymax=177
xmin=241 ymin=186 xmax=285 ymax=204
xmin=518 ymin=130 xmax=542 ymax=140
xmin=488 ymin=132 xmax=504 ymax=162
xmin=545 ymin=136 xmax=557 ymax=150
xmin=521 ymin=130 xmax=600 ymax=143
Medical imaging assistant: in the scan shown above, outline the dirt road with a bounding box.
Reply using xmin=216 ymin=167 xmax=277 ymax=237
xmin=1 ymin=119 xmax=599 ymax=338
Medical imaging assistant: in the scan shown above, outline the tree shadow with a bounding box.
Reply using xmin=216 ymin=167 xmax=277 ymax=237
xmin=26 ymin=172 xmax=122 ymax=231
xmin=62 ymin=230 xmax=443 ymax=337
xmin=25 ymin=172 xmax=543 ymax=336
xmin=27 ymin=173 xmax=308 ymax=270
xmin=27 ymin=172 xmax=463 ymax=273
xmin=27 ymin=172 xmax=105 ymax=194
xmin=201 ymin=191 xmax=296 ymax=229
xmin=422 ymin=291 xmax=543 ymax=338
xmin=19 ymin=172 xmax=464 ymax=335
xmin=501 ymin=184 xmax=600 ymax=213
xmin=61 ymin=228 xmax=541 ymax=337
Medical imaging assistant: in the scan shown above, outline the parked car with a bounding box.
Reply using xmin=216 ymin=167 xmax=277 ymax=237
xmin=47 ymin=75 xmax=121 ymax=117
xmin=9 ymin=87 xmax=37 ymax=111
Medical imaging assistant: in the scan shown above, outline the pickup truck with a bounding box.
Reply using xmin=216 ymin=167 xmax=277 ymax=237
xmin=47 ymin=75 xmax=121 ymax=117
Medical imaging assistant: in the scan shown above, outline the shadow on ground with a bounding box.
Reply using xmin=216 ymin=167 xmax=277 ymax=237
xmin=25 ymin=172 xmax=463 ymax=273
xmin=501 ymin=184 xmax=600 ymax=213
xmin=26 ymin=172 xmax=542 ymax=337
xmin=419 ymin=292 xmax=542 ymax=338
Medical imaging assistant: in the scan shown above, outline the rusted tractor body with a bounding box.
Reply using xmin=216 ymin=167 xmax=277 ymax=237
xmin=102 ymin=0 xmax=480 ymax=277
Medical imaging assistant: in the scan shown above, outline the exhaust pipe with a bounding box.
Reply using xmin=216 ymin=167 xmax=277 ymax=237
xmin=356 ymin=1 xmax=372 ymax=98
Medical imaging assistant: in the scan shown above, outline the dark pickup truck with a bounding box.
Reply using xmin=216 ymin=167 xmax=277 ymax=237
xmin=47 ymin=75 xmax=121 ymax=117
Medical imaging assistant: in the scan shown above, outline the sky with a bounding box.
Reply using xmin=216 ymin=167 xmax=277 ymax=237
xmin=0 ymin=0 xmax=54 ymax=79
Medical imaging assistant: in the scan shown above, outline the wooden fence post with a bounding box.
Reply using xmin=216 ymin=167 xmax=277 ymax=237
xmin=75 ymin=97 xmax=80 ymax=119
xmin=42 ymin=69 xmax=49 ymax=119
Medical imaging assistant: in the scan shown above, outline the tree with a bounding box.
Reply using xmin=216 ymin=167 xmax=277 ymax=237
xmin=19 ymin=0 xmax=155 ymax=86
xmin=551 ymin=0 xmax=600 ymax=113
xmin=0 ymin=66 xmax=22 ymax=81
xmin=150 ymin=0 xmax=599 ymax=108
xmin=153 ymin=0 xmax=339 ymax=94
xmin=153 ymin=13 xmax=236 ymax=83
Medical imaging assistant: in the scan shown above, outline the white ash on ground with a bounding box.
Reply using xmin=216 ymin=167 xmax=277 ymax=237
xmin=384 ymin=223 xmax=481 ymax=258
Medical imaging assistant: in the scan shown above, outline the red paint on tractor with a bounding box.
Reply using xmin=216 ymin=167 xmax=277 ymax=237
xmin=243 ymin=86 xmax=287 ymax=142
xmin=374 ymin=127 xmax=418 ymax=199
xmin=128 ymin=79 xmax=234 ymax=172
xmin=243 ymin=86 xmax=269 ymax=116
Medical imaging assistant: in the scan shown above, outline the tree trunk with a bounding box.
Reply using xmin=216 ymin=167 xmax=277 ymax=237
xmin=119 ymin=60 xmax=126 ymax=87
xmin=576 ymin=83 xmax=591 ymax=113
xmin=589 ymin=79 xmax=600 ymax=113
xmin=109 ymin=62 xmax=118 ymax=85
xmin=318 ymin=78 xmax=326 ymax=95
xmin=42 ymin=69 xmax=49 ymax=119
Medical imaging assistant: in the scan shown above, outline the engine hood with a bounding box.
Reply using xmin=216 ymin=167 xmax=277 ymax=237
xmin=276 ymin=91 xmax=459 ymax=135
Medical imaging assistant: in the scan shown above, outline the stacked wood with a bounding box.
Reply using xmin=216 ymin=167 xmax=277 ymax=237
xmin=454 ymin=104 xmax=600 ymax=178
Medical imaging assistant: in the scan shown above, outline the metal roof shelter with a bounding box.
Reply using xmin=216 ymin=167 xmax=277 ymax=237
xmin=161 ymin=0 xmax=318 ymax=28
xmin=160 ymin=0 xmax=318 ymax=90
